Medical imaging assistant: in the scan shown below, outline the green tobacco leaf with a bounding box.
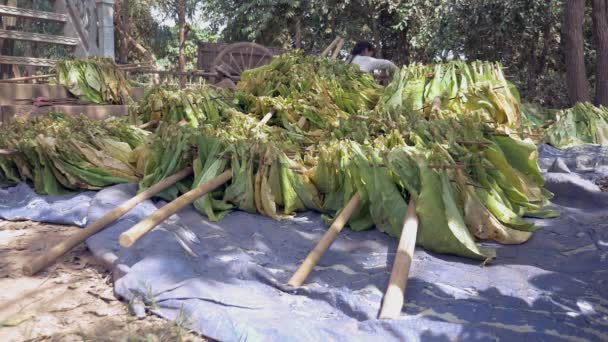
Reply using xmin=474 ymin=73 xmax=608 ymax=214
xmin=417 ymin=168 xmax=495 ymax=260
xmin=493 ymin=136 xmax=544 ymax=186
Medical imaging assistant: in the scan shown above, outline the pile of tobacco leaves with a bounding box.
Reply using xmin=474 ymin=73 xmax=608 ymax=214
xmin=130 ymin=55 xmax=558 ymax=261
xmin=0 ymin=55 xmax=563 ymax=261
xmin=0 ymin=113 xmax=149 ymax=194
xmin=543 ymin=102 xmax=608 ymax=148
xmin=55 ymin=57 xmax=131 ymax=104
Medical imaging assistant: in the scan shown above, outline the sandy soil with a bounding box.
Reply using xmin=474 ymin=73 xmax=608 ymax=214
xmin=0 ymin=220 xmax=207 ymax=342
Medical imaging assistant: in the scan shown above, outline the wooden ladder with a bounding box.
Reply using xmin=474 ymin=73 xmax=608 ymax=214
xmin=0 ymin=0 xmax=114 ymax=76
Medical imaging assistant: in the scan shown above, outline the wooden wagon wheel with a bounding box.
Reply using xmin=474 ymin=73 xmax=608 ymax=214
xmin=212 ymin=42 xmax=274 ymax=81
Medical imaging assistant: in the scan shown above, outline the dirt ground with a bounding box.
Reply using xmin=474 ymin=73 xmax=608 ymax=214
xmin=0 ymin=220 xmax=207 ymax=342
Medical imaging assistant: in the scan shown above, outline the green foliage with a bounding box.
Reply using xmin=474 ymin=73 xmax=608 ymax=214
xmin=153 ymin=25 xmax=218 ymax=70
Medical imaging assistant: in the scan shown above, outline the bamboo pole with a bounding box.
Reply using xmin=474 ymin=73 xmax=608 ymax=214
xmin=137 ymin=120 xmax=159 ymax=130
xmin=297 ymin=116 xmax=307 ymax=129
xmin=257 ymin=112 xmax=274 ymax=127
xmin=288 ymin=192 xmax=362 ymax=287
xmin=119 ymin=170 xmax=233 ymax=248
xmin=0 ymin=74 xmax=53 ymax=83
xmin=23 ymin=167 xmax=194 ymax=275
xmin=321 ymin=37 xmax=341 ymax=58
xmin=0 ymin=149 xmax=18 ymax=156
xmin=331 ymin=38 xmax=345 ymax=61
xmin=378 ymin=198 xmax=419 ymax=320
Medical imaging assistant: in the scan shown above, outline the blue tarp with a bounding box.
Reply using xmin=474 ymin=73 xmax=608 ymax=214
xmin=1 ymin=145 xmax=607 ymax=341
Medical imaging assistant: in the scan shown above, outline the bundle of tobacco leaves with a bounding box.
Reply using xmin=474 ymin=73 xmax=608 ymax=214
xmin=0 ymin=113 xmax=149 ymax=194
xmin=380 ymin=61 xmax=522 ymax=130
xmin=55 ymin=57 xmax=131 ymax=104
xmin=138 ymin=85 xmax=234 ymax=127
xmin=543 ymin=102 xmax=608 ymax=148
xmin=235 ymin=53 xmax=383 ymax=132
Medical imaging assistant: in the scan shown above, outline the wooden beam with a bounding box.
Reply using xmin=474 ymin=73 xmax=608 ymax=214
xmin=0 ymin=55 xmax=56 ymax=67
xmin=0 ymin=5 xmax=67 ymax=22
xmin=0 ymin=29 xmax=78 ymax=46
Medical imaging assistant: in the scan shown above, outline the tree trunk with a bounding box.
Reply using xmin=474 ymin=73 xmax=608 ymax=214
xmin=178 ymin=0 xmax=187 ymax=88
xmin=399 ymin=28 xmax=410 ymax=66
xmin=119 ymin=0 xmax=130 ymax=64
xmin=563 ymin=0 xmax=590 ymax=105
xmin=295 ymin=16 xmax=302 ymax=50
xmin=593 ymin=0 xmax=608 ymax=105
xmin=372 ymin=15 xmax=382 ymax=58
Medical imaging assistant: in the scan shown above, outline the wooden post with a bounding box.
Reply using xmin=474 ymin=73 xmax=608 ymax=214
xmin=119 ymin=170 xmax=233 ymax=248
xmin=288 ymin=192 xmax=361 ymax=287
xmin=378 ymin=198 xmax=419 ymax=320
xmin=23 ymin=167 xmax=194 ymax=275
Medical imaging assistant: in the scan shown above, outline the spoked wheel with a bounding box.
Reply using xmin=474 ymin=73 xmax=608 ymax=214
xmin=212 ymin=42 xmax=274 ymax=81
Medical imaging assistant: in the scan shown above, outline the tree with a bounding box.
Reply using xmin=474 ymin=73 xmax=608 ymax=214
xmin=119 ymin=0 xmax=130 ymax=64
xmin=592 ymin=0 xmax=608 ymax=105
xmin=178 ymin=0 xmax=187 ymax=87
xmin=563 ymin=0 xmax=590 ymax=104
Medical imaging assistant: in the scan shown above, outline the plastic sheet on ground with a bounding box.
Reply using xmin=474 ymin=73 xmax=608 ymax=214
xmin=1 ymin=144 xmax=607 ymax=341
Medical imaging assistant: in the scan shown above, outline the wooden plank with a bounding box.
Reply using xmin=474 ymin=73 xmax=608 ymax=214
xmin=0 ymin=29 xmax=78 ymax=46
xmin=0 ymin=5 xmax=67 ymax=22
xmin=0 ymin=55 xmax=56 ymax=67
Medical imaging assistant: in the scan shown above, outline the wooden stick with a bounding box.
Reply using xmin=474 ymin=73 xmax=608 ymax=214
xmin=321 ymin=37 xmax=341 ymax=57
xmin=257 ymin=112 xmax=274 ymax=127
xmin=379 ymin=198 xmax=418 ymax=320
xmin=456 ymin=141 xmax=491 ymax=146
xmin=23 ymin=167 xmax=194 ymax=275
xmin=119 ymin=170 xmax=233 ymax=248
xmin=0 ymin=149 xmax=18 ymax=156
xmin=137 ymin=120 xmax=159 ymax=130
xmin=0 ymin=74 xmax=53 ymax=83
xmin=428 ymin=164 xmax=466 ymax=170
xmin=331 ymin=38 xmax=345 ymax=61
xmin=297 ymin=116 xmax=308 ymax=129
xmin=288 ymin=192 xmax=362 ymax=287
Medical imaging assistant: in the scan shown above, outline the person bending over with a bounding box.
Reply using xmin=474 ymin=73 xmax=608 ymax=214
xmin=348 ymin=41 xmax=397 ymax=73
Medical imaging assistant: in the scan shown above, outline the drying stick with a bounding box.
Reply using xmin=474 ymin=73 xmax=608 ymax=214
xmin=257 ymin=111 xmax=274 ymax=127
xmin=119 ymin=170 xmax=233 ymax=248
xmin=297 ymin=116 xmax=308 ymax=129
xmin=23 ymin=167 xmax=194 ymax=275
xmin=321 ymin=37 xmax=341 ymax=58
xmin=378 ymin=198 xmax=419 ymax=319
xmin=331 ymin=38 xmax=345 ymax=61
xmin=288 ymin=192 xmax=361 ymax=287
xmin=0 ymin=74 xmax=53 ymax=83
xmin=0 ymin=149 xmax=18 ymax=156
